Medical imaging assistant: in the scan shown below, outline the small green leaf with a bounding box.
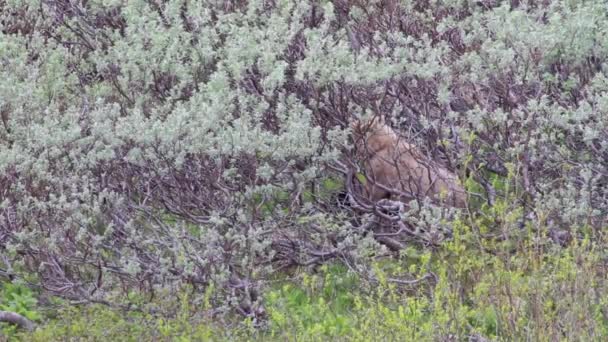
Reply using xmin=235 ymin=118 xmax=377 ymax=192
xmin=355 ymin=173 xmax=367 ymax=185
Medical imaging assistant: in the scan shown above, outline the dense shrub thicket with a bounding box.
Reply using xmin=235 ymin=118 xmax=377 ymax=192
xmin=1 ymin=0 xmax=608 ymax=339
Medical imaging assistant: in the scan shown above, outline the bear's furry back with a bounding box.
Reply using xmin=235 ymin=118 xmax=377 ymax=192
xmin=351 ymin=116 xmax=466 ymax=208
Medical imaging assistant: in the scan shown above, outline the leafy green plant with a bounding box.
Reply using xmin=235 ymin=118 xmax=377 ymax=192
xmin=265 ymin=264 xmax=357 ymax=338
xmin=0 ymin=282 xmax=39 ymax=335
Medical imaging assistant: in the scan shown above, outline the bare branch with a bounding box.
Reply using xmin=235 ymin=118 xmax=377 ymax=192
xmin=0 ymin=311 xmax=34 ymax=332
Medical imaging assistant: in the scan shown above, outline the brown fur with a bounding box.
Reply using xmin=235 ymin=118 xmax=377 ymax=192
xmin=351 ymin=116 xmax=466 ymax=208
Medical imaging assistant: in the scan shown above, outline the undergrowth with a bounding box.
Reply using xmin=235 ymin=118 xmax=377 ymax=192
xmin=6 ymin=213 xmax=607 ymax=341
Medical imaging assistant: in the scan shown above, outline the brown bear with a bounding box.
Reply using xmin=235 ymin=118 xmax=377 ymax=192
xmin=351 ymin=116 xmax=466 ymax=208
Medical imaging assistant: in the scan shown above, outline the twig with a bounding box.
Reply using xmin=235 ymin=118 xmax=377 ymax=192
xmin=386 ymin=272 xmax=437 ymax=286
xmin=375 ymin=236 xmax=405 ymax=251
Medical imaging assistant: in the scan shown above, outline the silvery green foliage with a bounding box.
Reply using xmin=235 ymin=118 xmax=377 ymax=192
xmin=1 ymin=0 xmax=607 ymax=317
xmin=0 ymin=0 xmax=348 ymax=317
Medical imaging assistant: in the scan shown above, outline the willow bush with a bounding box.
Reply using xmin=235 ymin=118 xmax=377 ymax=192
xmin=1 ymin=0 xmax=607 ymax=333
